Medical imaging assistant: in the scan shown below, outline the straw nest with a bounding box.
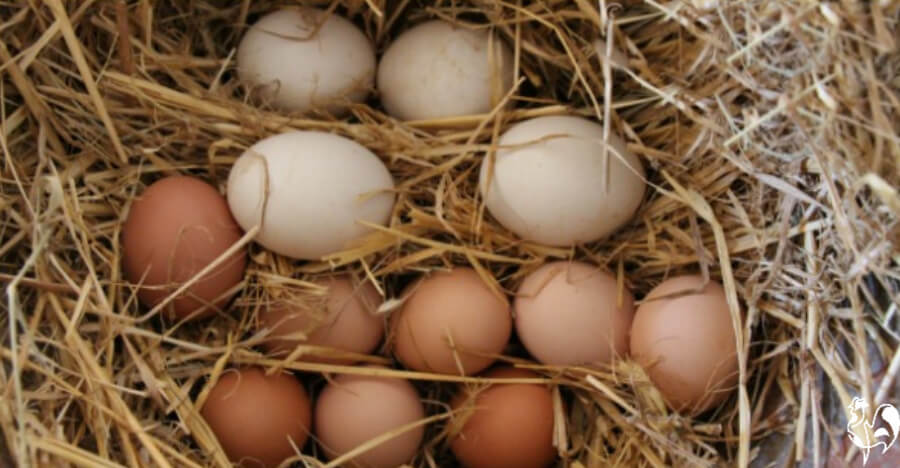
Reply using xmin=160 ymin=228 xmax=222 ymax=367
xmin=1 ymin=0 xmax=898 ymax=467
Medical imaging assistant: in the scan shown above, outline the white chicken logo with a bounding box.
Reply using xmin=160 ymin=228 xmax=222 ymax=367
xmin=846 ymin=397 xmax=900 ymax=465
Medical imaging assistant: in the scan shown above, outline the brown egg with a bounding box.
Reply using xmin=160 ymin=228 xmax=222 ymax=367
xmin=391 ymin=268 xmax=511 ymax=375
xmin=259 ymin=275 xmax=384 ymax=363
xmin=314 ymin=369 xmax=425 ymax=468
xmin=200 ymin=367 xmax=311 ymax=467
xmin=450 ymin=367 xmax=556 ymax=468
xmin=515 ymin=261 xmax=634 ymax=366
xmin=122 ymin=176 xmax=246 ymax=320
xmin=630 ymin=275 xmax=739 ymax=414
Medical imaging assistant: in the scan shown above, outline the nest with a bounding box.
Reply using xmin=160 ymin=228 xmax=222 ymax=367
xmin=1 ymin=0 xmax=899 ymax=467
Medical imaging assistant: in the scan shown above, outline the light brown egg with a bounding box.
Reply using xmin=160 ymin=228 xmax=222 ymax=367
xmin=515 ymin=261 xmax=634 ymax=366
xmin=391 ymin=268 xmax=512 ymax=375
xmin=314 ymin=369 xmax=425 ymax=468
xmin=122 ymin=176 xmax=246 ymax=320
xmin=450 ymin=367 xmax=556 ymax=468
xmin=258 ymin=275 xmax=384 ymax=363
xmin=200 ymin=367 xmax=311 ymax=468
xmin=630 ymin=275 xmax=739 ymax=414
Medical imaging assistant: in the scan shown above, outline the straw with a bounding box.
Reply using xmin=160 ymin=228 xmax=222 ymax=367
xmin=1 ymin=1 xmax=898 ymax=467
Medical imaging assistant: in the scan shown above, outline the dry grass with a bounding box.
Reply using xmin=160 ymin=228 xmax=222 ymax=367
xmin=1 ymin=0 xmax=899 ymax=467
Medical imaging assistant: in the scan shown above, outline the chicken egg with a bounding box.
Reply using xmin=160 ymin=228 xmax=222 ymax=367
xmin=479 ymin=115 xmax=645 ymax=246
xmin=237 ymin=7 xmax=375 ymax=115
xmin=200 ymin=367 xmax=311 ymax=467
xmin=226 ymin=131 xmax=395 ymax=260
xmin=514 ymin=261 xmax=634 ymax=367
xmin=377 ymin=20 xmax=514 ymax=120
xmin=258 ymin=275 xmax=384 ymax=363
xmin=450 ymin=367 xmax=556 ymax=468
xmin=121 ymin=176 xmax=246 ymax=320
xmin=314 ymin=369 xmax=425 ymax=468
xmin=630 ymin=275 xmax=739 ymax=414
xmin=391 ymin=268 xmax=512 ymax=375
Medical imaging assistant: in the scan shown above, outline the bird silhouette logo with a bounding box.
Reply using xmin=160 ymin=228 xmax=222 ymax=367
xmin=847 ymin=397 xmax=900 ymax=466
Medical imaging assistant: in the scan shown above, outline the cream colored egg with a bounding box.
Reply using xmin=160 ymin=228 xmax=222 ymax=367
xmin=479 ymin=115 xmax=645 ymax=246
xmin=377 ymin=20 xmax=514 ymax=121
xmin=226 ymin=131 xmax=394 ymax=260
xmin=237 ymin=7 xmax=375 ymax=115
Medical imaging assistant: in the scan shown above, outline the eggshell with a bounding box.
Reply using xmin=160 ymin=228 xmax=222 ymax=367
xmin=450 ymin=367 xmax=556 ymax=468
xmin=391 ymin=268 xmax=511 ymax=375
xmin=259 ymin=275 xmax=384 ymax=363
xmin=314 ymin=370 xmax=425 ymax=468
xmin=377 ymin=20 xmax=514 ymax=120
xmin=201 ymin=368 xmax=311 ymax=468
xmin=479 ymin=115 xmax=645 ymax=246
xmin=237 ymin=7 xmax=375 ymax=115
xmin=226 ymin=131 xmax=394 ymax=260
xmin=514 ymin=261 xmax=634 ymax=366
xmin=121 ymin=176 xmax=246 ymax=320
xmin=630 ymin=275 xmax=739 ymax=414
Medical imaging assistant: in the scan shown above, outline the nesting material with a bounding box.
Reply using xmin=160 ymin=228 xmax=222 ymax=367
xmin=1 ymin=1 xmax=898 ymax=468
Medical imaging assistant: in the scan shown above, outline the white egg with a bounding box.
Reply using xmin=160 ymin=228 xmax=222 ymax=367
xmin=237 ymin=8 xmax=375 ymax=115
xmin=377 ymin=20 xmax=515 ymax=121
xmin=479 ymin=115 xmax=645 ymax=246
xmin=227 ymin=131 xmax=394 ymax=260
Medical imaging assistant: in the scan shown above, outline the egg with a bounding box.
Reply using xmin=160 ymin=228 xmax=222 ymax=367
xmin=450 ymin=367 xmax=556 ymax=468
xmin=121 ymin=176 xmax=246 ymax=320
xmin=391 ymin=268 xmax=511 ymax=375
xmin=237 ymin=7 xmax=375 ymax=115
xmin=259 ymin=275 xmax=384 ymax=363
xmin=514 ymin=261 xmax=634 ymax=366
xmin=200 ymin=367 xmax=311 ymax=468
xmin=479 ymin=115 xmax=645 ymax=246
xmin=226 ymin=131 xmax=395 ymax=260
xmin=314 ymin=369 xmax=425 ymax=468
xmin=630 ymin=275 xmax=739 ymax=414
xmin=377 ymin=20 xmax=515 ymax=120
